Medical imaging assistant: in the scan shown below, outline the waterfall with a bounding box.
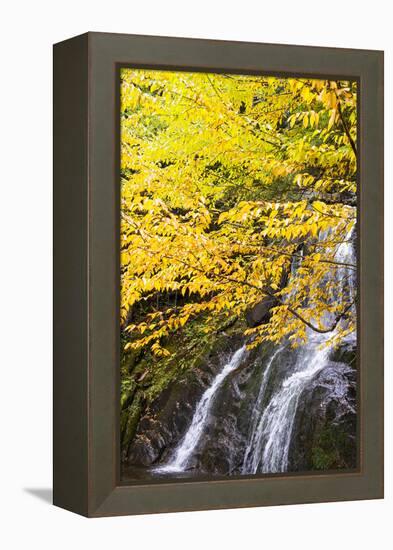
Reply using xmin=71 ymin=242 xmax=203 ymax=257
xmin=242 ymin=346 xmax=284 ymax=472
xmin=156 ymin=345 xmax=247 ymax=473
xmin=242 ymin=334 xmax=333 ymax=474
xmin=155 ymin=225 xmax=355 ymax=476
xmin=242 ymin=228 xmax=356 ymax=474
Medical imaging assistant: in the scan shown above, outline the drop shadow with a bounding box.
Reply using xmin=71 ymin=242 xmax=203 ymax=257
xmin=24 ymin=488 xmax=53 ymax=504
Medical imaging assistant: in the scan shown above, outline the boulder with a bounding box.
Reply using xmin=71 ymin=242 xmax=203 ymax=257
xmin=246 ymin=296 xmax=277 ymax=327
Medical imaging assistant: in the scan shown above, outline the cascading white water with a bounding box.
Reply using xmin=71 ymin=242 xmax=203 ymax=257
xmin=242 ymin=346 xmax=283 ymax=472
xmin=242 ymin=334 xmax=333 ymax=474
xmin=242 ymin=228 xmax=356 ymax=474
xmin=155 ymin=225 xmax=355 ymax=476
xmin=156 ymin=345 xmax=247 ymax=473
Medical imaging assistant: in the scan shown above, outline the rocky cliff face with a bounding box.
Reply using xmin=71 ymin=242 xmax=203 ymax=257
xmin=288 ymin=342 xmax=357 ymax=471
xmin=123 ymin=336 xmax=357 ymax=475
xmin=126 ymin=333 xmax=247 ymax=468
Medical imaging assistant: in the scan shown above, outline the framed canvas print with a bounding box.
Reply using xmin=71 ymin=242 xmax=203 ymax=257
xmin=53 ymin=32 xmax=384 ymax=517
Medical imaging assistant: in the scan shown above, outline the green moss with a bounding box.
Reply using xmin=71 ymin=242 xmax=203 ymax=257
xmin=312 ymin=446 xmax=337 ymax=470
xmin=311 ymin=422 xmax=351 ymax=470
xmin=122 ymin=313 xmax=245 ymax=402
xmin=121 ymin=393 xmax=143 ymax=456
xmin=120 ymin=312 xmax=246 ymax=453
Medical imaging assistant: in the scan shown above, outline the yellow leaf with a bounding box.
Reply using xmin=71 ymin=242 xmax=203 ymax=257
xmin=328 ymin=108 xmax=336 ymax=130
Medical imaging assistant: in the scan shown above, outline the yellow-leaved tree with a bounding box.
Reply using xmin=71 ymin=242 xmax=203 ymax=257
xmin=120 ymin=69 xmax=357 ymax=361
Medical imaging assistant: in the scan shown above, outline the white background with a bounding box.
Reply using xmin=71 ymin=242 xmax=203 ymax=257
xmin=1 ymin=1 xmax=391 ymax=548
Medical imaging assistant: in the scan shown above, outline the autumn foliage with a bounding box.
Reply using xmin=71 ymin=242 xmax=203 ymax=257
xmin=120 ymin=69 xmax=357 ymax=360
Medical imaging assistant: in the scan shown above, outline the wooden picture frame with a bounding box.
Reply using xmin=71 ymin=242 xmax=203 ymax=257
xmin=53 ymin=32 xmax=383 ymax=517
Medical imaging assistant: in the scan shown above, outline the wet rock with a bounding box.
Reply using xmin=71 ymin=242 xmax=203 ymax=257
xmin=288 ymin=361 xmax=357 ymax=471
xmin=246 ymin=296 xmax=278 ymax=327
xmin=125 ymin=334 xmax=358 ymax=476
xmin=330 ymin=341 xmax=356 ymax=366
xmin=246 ymin=267 xmax=289 ymax=328
xmin=126 ymin=333 xmax=246 ymax=467
xmin=127 ymin=372 xmax=208 ymax=466
xmin=191 ymin=364 xmax=257 ymax=474
xmin=182 ymin=343 xmax=281 ymax=475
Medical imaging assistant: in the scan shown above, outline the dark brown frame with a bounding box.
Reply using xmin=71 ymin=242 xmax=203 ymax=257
xmin=53 ymin=32 xmax=384 ymax=517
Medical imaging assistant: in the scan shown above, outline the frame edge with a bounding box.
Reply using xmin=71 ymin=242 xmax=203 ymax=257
xmin=53 ymin=33 xmax=90 ymax=517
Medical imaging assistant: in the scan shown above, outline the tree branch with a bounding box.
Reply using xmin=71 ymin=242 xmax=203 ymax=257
xmin=336 ymin=98 xmax=357 ymax=158
xmin=133 ymin=242 xmax=354 ymax=336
